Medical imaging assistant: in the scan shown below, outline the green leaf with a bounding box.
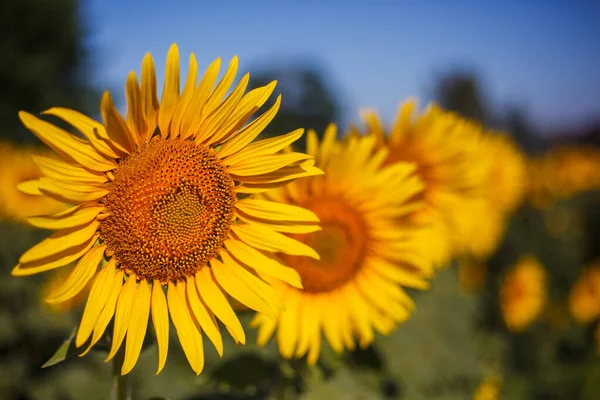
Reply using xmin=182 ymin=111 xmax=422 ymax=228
xmin=41 ymin=326 xmax=78 ymax=368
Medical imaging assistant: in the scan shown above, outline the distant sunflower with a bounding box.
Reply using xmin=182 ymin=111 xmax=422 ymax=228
xmin=351 ymin=99 xmax=490 ymax=267
xmin=500 ymin=256 xmax=547 ymax=332
xmin=13 ymin=44 xmax=322 ymax=375
xmin=569 ymin=265 xmax=600 ymax=324
xmin=0 ymin=142 xmax=66 ymax=221
xmin=251 ymin=124 xmax=432 ymax=364
xmin=454 ymin=133 xmax=526 ymax=260
xmin=473 ymin=375 xmax=501 ymax=400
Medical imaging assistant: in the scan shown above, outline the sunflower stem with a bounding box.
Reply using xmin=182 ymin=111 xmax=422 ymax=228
xmin=112 ymin=347 xmax=131 ymax=400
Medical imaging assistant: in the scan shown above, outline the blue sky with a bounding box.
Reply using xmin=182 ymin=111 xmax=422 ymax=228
xmin=84 ymin=0 xmax=600 ymax=134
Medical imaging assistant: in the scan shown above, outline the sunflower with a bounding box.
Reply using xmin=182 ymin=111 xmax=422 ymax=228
xmin=472 ymin=375 xmax=501 ymax=400
xmin=499 ymin=256 xmax=547 ymax=332
xmin=454 ymin=133 xmax=526 ymax=260
xmin=569 ymin=265 xmax=600 ymax=324
xmin=351 ymin=99 xmax=490 ymax=267
xmin=12 ymin=44 xmax=323 ymax=375
xmin=250 ymin=124 xmax=432 ymax=364
xmin=0 ymin=142 xmax=66 ymax=221
xmin=527 ymin=146 xmax=600 ymax=208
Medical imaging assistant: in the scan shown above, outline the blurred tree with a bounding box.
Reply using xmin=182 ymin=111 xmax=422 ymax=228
xmin=248 ymin=64 xmax=341 ymax=149
xmin=503 ymin=106 xmax=545 ymax=155
xmin=432 ymin=69 xmax=491 ymax=126
xmin=0 ymin=0 xmax=98 ymax=144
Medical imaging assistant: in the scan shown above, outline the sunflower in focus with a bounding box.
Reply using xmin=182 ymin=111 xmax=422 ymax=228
xmin=251 ymin=124 xmax=432 ymax=364
xmin=0 ymin=142 xmax=66 ymax=221
xmin=569 ymin=265 xmax=600 ymax=324
xmin=12 ymin=44 xmax=323 ymax=375
xmin=500 ymin=256 xmax=547 ymax=332
xmin=351 ymin=99 xmax=490 ymax=267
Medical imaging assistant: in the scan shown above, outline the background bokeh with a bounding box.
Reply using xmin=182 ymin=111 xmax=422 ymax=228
xmin=1 ymin=1 xmax=599 ymax=399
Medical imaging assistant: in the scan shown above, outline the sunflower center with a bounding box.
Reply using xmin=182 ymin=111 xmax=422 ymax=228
xmin=100 ymin=138 xmax=235 ymax=282
xmin=280 ymin=199 xmax=368 ymax=293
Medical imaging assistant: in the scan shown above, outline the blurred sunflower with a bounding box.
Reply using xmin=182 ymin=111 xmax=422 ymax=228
xmin=12 ymin=43 xmax=323 ymax=375
xmin=472 ymin=375 xmax=501 ymax=400
xmin=351 ymin=99 xmax=490 ymax=268
xmin=499 ymin=256 xmax=547 ymax=332
xmin=250 ymin=124 xmax=432 ymax=364
xmin=41 ymin=266 xmax=92 ymax=313
xmin=527 ymin=146 xmax=600 ymax=208
xmin=569 ymin=265 xmax=600 ymax=324
xmin=0 ymin=142 xmax=66 ymax=221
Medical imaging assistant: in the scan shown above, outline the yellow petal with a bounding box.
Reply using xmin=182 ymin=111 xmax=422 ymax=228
xmin=28 ymin=204 xmax=103 ymax=230
xmin=322 ymin=295 xmax=344 ymax=353
xmin=306 ymin=129 xmax=319 ymax=157
xmin=224 ymin=129 xmax=303 ymax=166
xmin=195 ymin=268 xmax=246 ymax=344
xmin=233 ymin=164 xmax=323 ymax=186
xmin=227 ymin=152 xmax=313 ymax=176
xmin=16 ymin=180 xmax=43 ymax=195
xmin=167 ymin=281 xmax=204 ymax=374
xmin=207 ymin=80 xmax=276 ymax=146
xmin=151 ymin=281 xmax=169 ymax=374
xmin=42 ymin=107 xmax=123 ymax=159
xmin=33 ymin=155 xmax=108 ymax=184
xmin=195 ymin=73 xmax=249 ymax=144
xmin=45 ymin=244 xmax=105 ymax=304
xmin=19 ymin=220 xmax=99 ymax=264
xmin=225 ymin=239 xmax=302 ymax=288
xmin=19 ymin=111 xmax=116 ymax=172
xmin=125 ymin=71 xmax=145 ymax=146
xmin=203 ymin=56 xmax=238 ymax=117
xmin=170 ymin=53 xmax=199 ymax=138
xmin=105 ymin=275 xmax=138 ymax=361
xmin=217 ymin=95 xmax=282 ymax=159
xmin=101 ymin=92 xmax=135 ymax=153
xmin=122 ymin=279 xmax=151 ymax=375
xmin=141 ymin=52 xmax=159 ymax=142
xmin=231 ymin=223 xmax=319 ymax=259
xmin=179 ymin=57 xmax=221 ymax=139
xmin=369 ymin=256 xmax=430 ymax=290
xmin=12 ymin=233 xmax=99 ymax=276
xmin=250 ymin=313 xmax=276 ymax=347
xmin=185 ymin=275 xmax=223 ymax=356
xmin=79 ymin=266 xmax=123 ymax=356
xmin=75 ymin=263 xmax=118 ymax=347
xmin=277 ymin=290 xmax=300 ymax=359
xmin=37 ymin=177 xmax=108 ymax=204
xmin=236 ymin=198 xmax=318 ymax=223
xmin=158 ymin=44 xmax=180 ymax=138
xmin=235 ymin=213 xmax=321 ymax=234
xmin=210 ymin=254 xmax=278 ymax=320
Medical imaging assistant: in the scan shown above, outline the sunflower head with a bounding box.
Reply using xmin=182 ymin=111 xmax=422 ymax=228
xmin=500 ymin=256 xmax=547 ymax=332
xmin=0 ymin=142 xmax=66 ymax=221
xmin=350 ymin=99 xmax=492 ymax=267
xmin=569 ymin=265 xmax=600 ymax=324
xmin=250 ymin=124 xmax=433 ymax=364
xmin=13 ymin=43 xmax=323 ymax=375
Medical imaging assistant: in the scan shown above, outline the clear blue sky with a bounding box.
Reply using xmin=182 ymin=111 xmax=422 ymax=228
xmin=84 ymin=0 xmax=600 ymax=134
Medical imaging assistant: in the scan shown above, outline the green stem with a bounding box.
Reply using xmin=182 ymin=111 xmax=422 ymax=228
xmin=112 ymin=347 xmax=131 ymax=400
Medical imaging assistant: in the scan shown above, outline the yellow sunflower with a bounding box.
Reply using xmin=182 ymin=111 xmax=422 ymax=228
xmin=499 ymin=256 xmax=547 ymax=332
xmin=12 ymin=43 xmax=323 ymax=375
xmin=250 ymin=124 xmax=432 ymax=364
xmin=473 ymin=375 xmax=502 ymax=400
xmin=0 ymin=142 xmax=66 ymax=221
xmin=569 ymin=265 xmax=600 ymax=324
xmin=351 ymin=99 xmax=490 ymax=267
xmin=527 ymin=146 xmax=600 ymax=208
